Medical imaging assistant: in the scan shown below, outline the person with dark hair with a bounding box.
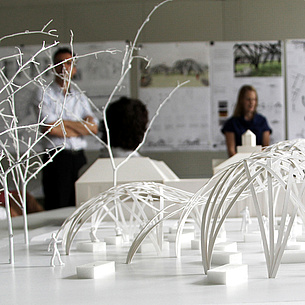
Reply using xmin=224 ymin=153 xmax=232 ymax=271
xmin=100 ymin=97 xmax=148 ymax=158
xmin=38 ymin=47 xmax=98 ymax=210
xmin=221 ymin=85 xmax=272 ymax=157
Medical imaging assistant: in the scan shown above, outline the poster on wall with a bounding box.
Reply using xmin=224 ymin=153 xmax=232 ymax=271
xmin=210 ymin=40 xmax=285 ymax=150
xmin=286 ymin=39 xmax=305 ymax=139
xmin=138 ymin=42 xmax=211 ymax=151
xmin=0 ymin=41 xmax=130 ymax=151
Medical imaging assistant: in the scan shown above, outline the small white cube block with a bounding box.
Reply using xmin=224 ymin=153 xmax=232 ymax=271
xmin=292 ymin=224 xmax=303 ymax=237
xmin=76 ymin=241 xmax=106 ymax=252
xmin=77 ymin=261 xmax=115 ymax=279
xmin=285 ymin=242 xmax=305 ymax=250
xmin=104 ymin=235 xmax=123 ymax=245
xmin=214 ymin=242 xmax=237 ymax=252
xmin=167 ymin=234 xmax=176 ymax=242
xmin=207 ymin=264 xmax=248 ymax=285
xmin=276 ymin=222 xmax=302 ymax=237
xmin=137 ymin=241 xmax=156 ymax=253
xmin=191 ymin=239 xmax=201 ymax=250
xmin=161 ymin=240 xmax=170 ymax=251
xmin=181 ymin=231 xmax=195 ymax=242
xmin=168 ymin=226 xmax=178 ymax=234
xmin=296 ymin=235 xmax=305 ymax=242
xmin=212 ymin=251 xmax=242 ymax=265
xmin=281 ymin=250 xmax=305 ymax=263
xmin=169 ymin=225 xmax=194 ymax=234
xmin=167 ymin=231 xmax=195 ymax=243
xmin=244 ymin=232 xmax=261 ymax=242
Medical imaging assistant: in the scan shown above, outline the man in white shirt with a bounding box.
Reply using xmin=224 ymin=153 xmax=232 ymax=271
xmin=40 ymin=47 xmax=98 ymax=210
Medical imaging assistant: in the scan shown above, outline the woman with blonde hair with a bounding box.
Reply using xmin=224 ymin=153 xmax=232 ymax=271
xmin=221 ymin=85 xmax=272 ymax=157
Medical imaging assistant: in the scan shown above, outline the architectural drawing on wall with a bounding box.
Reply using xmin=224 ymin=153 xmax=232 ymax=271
xmin=234 ymin=41 xmax=282 ymax=77
xmin=286 ymin=40 xmax=305 ymax=139
xmin=140 ymin=55 xmax=209 ymax=88
xmin=139 ymin=42 xmax=211 ymax=151
xmin=217 ymin=100 xmax=228 ymax=126
xmin=73 ymin=41 xmax=130 ymax=105
xmin=210 ymin=41 xmax=285 ymax=150
xmin=0 ymin=41 xmax=130 ymax=151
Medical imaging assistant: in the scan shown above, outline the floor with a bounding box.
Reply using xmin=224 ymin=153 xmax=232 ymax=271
xmin=1 ymin=208 xmax=305 ymax=305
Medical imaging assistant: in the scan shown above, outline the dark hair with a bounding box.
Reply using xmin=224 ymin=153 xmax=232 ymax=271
xmin=100 ymin=97 xmax=148 ymax=150
xmin=52 ymin=47 xmax=73 ymax=64
xmin=233 ymin=85 xmax=258 ymax=117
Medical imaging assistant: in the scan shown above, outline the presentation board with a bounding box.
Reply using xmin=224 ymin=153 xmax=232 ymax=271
xmin=139 ymin=40 xmax=285 ymax=151
xmin=0 ymin=39 xmax=289 ymax=153
xmin=138 ymin=42 xmax=211 ymax=151
xmin=286 ymin=39 xmax=305 ymax=139
xmin=210 ymin=41 xmax=285 ymax=150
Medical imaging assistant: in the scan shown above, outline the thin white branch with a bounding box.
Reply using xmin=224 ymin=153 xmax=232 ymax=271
xmin=0 ymin=20 xmax=58 ymax=42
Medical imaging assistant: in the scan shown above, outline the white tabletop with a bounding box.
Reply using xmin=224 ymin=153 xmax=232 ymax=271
xmin=1 ymin=208 xmax=305 ymax=305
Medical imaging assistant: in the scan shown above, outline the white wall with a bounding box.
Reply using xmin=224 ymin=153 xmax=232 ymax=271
xmin=1 ymin=0 xmax=305 ymax=179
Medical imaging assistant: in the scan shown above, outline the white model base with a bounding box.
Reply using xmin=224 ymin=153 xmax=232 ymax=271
xmin=161 ymin=240 xmax=170 ymax=251
xmin=207 ymin=264 xmax=248 ymax=285
xmin=296 ymin=235 xmax=305 ymax=242
xmin=76 ymin=261 xmax=115 ymax=279
xmin=211 ymin=251 xmax=242 ymax=265
xmin=76 ymin=241 xmax=106 ymax=252
xmin=169 ymin=225 xmax=195 ymax=234
xmin=244 ymin=231 xmax=261 ymax=242
xmin=167 ymin=230 xmax=195 ymax=243
xmin=281 ymin=250 xmax=305 ymax=263
xmin=104 ymin=235 xmax=123 ymax=245
xmin=276 ymin=220 xmax=302 ymax=237
xmin=214 ymin=242 xmax=237 ymax=252
xmin=237 ymin=145 xmax=261 ymax=154
xmin=285 ymin=241 xmax=305 ymax=250
xmin=189 ymin=239 xmax=235 ymax=251
xmin=191 ymin=239 xmax=200 ymax=250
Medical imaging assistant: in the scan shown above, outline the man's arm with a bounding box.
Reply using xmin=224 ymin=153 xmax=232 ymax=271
xmin=44 ymin=116 xmax=98 ymax=138
xmin=64 ymin=116 xmax=98 ymax=136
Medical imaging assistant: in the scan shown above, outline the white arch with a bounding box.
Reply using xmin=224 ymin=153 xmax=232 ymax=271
xmin=197 ymin=139 xmax=305 ymax=278
xmin=56 ymin=182 xmax=196 ymax=256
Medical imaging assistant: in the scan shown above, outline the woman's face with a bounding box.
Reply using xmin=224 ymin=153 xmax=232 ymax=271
xmin=243 ymin=90 xmax=257 ymax=114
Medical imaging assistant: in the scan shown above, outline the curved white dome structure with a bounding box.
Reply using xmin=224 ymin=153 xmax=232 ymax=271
xmin=57 ymin=182 xmax=198 ymax=257
xmin=197 ymin=139 xmax=305 ymax=278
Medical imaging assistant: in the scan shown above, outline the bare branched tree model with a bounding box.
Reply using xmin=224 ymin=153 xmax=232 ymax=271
xmin=0 ymin=23 xmax=118 ymax=264
xmin=1 ymin=0 xmax=190 ymax=264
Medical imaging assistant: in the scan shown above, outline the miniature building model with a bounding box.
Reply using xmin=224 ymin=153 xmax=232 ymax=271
xmin=237 ymin=129 xmax=261 ymax=154
xmin=75 ymin=157 xmax=180 ymax=207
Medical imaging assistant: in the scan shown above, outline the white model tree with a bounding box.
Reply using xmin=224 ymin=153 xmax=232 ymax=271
xmin=0 ymin=0 xmax=190 ymax=265
xmin=49 ymin=0 xmax=195 ymax=261
xmin=80 ymin=0 xmax=189 ymax=238
xmin=0 ymin=21 xmax=64 ymax=264
xmin=0 ymin=21 xmax=119 ymax=264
